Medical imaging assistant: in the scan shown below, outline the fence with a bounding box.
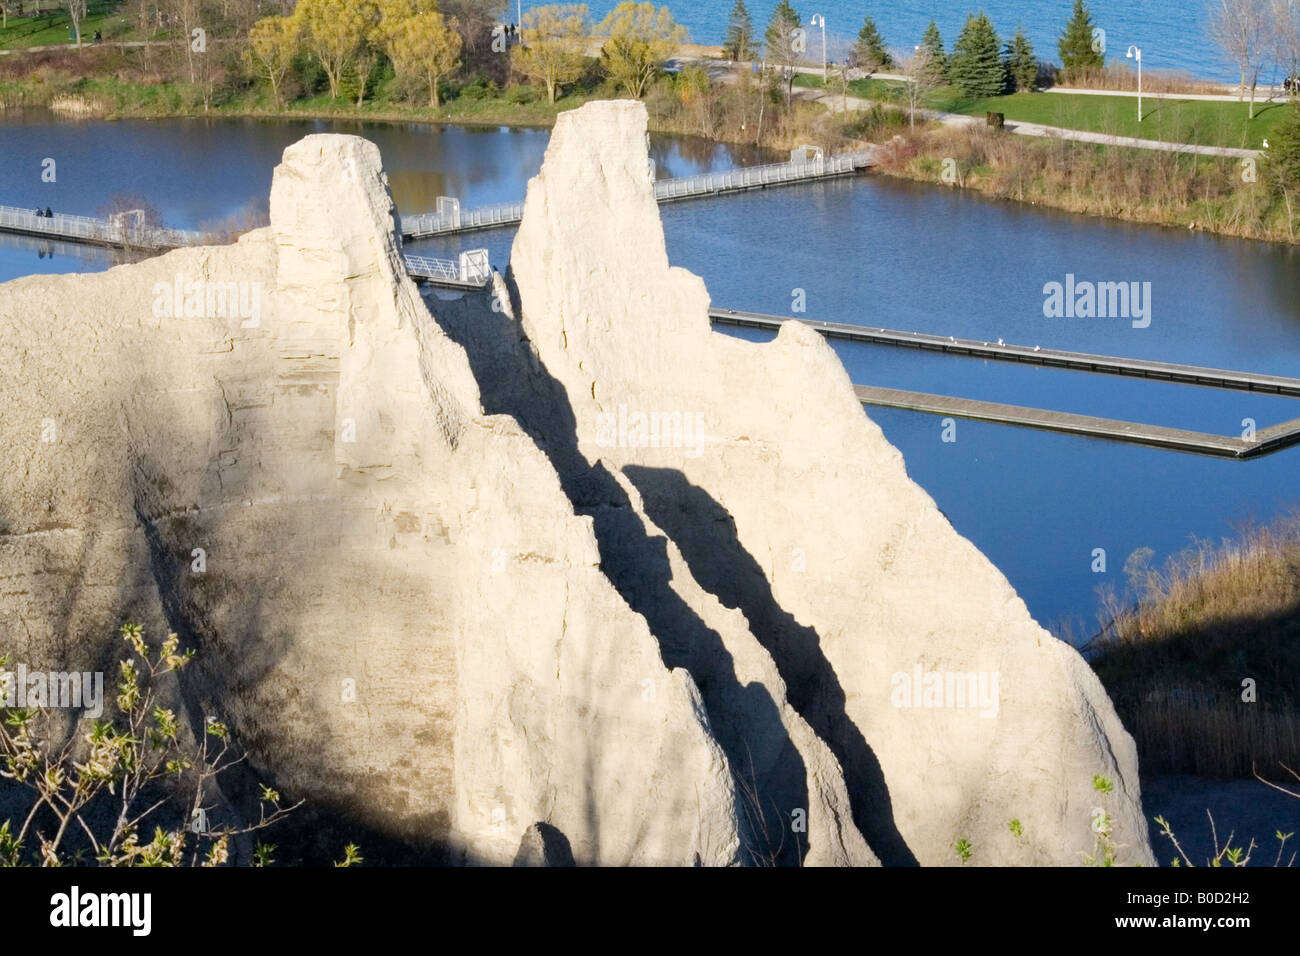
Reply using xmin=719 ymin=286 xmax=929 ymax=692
xmin=0 ymin=204 xmax=202 ymax=249
xmin=398 ymin=148 xmax=878 ymax=238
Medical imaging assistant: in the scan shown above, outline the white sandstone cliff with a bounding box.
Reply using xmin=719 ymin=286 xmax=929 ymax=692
xmin=0 ymin=106 xmax=1153 ymax=866
xmin=502 ymin=99 xmax=1153 ymax=867
xmin=0 ymin=134 xmax=739 ymax=866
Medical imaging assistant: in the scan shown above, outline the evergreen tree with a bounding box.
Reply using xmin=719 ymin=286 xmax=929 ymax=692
xmin=917 ymin=20 xmax=948 ymax=85
xmin=950 ymin=12 xmax=1006 ymax=97
xmin=1006 ymin=25 xmax=1037 ymax=92
xmin=724 ymin=0 xmax=757 ymax=62
xmin=1265 ymin=101 xmax=1300 ymax=195
xmin=850 ymin=15 xmax=893 ymax=72
xmin=1058 ymin=0 xmax=1104 ymax=73
xmin=764 ymin=0 xmax=802 ymax=101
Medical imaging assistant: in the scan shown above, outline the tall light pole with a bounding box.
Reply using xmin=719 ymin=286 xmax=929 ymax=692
xmin=1126 ymin=45 xmax=1143 ymax=123
xmin=810 ymin=14 xmax=826 ymax=82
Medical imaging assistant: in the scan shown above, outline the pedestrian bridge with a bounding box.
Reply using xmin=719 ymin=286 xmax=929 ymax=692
xmin=0 ymin=204 xmax=203 ymax=250
xmin=398 ymin=146 xmax=880 ymax=240
xmin=0 ymin=203 xmax=492 ymax=290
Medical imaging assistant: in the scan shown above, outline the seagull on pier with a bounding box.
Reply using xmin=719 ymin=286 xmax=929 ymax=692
xmin=1033 ymin=345 xmax=1041 ymax=352
xmin=997 ymin=338 xmax=1005 ymax=346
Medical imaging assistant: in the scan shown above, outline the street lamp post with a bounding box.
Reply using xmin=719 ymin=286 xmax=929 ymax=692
xmin=810 ymin=14 xmax=827 ymax=82
xmin=1126 ymin=45 xmax=1143 ymax=122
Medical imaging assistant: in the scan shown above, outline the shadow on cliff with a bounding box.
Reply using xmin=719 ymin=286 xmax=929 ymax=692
xmin=622 ymin=466 xmax=918 ymax=866
xmin=431 ymin=282 xmax=809 ymax=866
xmin=125 ymin=423 xmax=462 ymax=864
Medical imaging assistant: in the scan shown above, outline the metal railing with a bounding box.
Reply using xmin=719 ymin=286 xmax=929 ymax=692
xmin=403 ymin=251 xmax=492 ymax=286
xmin=400 ymin=199 xmax=525 ymax=239
xmin=403 ymin=254 xmax=461 ymax=281
xmin=399 ymin=147 xmax=879 ymax=238
xmin=0 ymin=204 xmax=203 ymax=249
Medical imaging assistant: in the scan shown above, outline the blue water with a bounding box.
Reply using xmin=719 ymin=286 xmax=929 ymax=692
xmin=576 ymin=0 xmax=1253 ymax=84
xmin=0 ymin=112 xmax=770 ymax=231
xmin=416 ymin=178 xmax=1300 ymax=641
xmin=2 ymin=115 xmax=1298 ymax=640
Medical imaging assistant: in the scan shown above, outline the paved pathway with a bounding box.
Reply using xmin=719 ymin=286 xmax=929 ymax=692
xmin=798 ymin=86 xmax=1261 ymax=158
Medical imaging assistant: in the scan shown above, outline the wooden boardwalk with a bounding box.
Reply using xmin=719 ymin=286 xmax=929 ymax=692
xmin=708 ymin=309 xmax=1300 ymax=458
xmin=709 ymin=309 xmax=1300 ymax=396
xmin=853 ymin=386 xmax=1300 ymax=459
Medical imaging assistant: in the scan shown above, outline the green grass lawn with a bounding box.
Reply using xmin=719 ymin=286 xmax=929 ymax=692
xmin=0 ymin=1 xmax=132 ymax=50
xmin=795 ymin=73 xmax=1286 ymax=148
xmin=935 ymin=89 xmax=1285 ymax=149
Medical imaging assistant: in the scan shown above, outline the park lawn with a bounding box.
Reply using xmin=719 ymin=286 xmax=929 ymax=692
xmin=799 ymin=73 xmax=1285 ymax=148
xmin=794 ymin=72 xmax=907 ymax=101
xmin=0 ymin=1 xmax=132 ymax=50
xmin=934 ymin=88 xmax=1286 ymax=149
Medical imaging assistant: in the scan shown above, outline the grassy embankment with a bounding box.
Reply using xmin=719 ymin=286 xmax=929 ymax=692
xmin=794 ymin=72 xmax=1300 ymax=243
xmin=1088 ymin=516 xmax=1300 ymax=782
xmin=796 ymin=72 xmax=1288 ymax=149
xmin=0 ymin=1 xmax=137 ymax=50
xmin=0 ymin=38 xmax=849 ymax=154
xmin=3 ymin=15 xmax=1298 ymax=242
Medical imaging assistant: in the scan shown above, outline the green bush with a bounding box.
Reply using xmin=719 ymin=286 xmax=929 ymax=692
xmin=505 ymin=83 xmax=535 ymax=104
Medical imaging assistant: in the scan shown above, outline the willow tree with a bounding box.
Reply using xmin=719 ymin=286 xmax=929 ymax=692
xmin=246 ymin=16 xmax=300 ymax=108
xmin=512 ymin=4 xmax=591 ymax=104
xmin=597 ymin=1 xmax=687 ymax=99
xmin=381 ymin=5 xmax=463 ymax=107
xmin=295 ymin=0 xmax=372 ymax=99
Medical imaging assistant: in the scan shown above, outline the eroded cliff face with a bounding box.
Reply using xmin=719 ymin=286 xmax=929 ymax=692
xmin=0 ymin=104 xmax=1153 ymax=866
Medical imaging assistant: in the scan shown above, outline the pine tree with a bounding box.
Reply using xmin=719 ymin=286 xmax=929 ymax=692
xmin=1006 ymin=25 xmax=1037 ymax=92
xmin=1266 ymin=101 xmax=1300 ymax=194
xmin=724 ymin=0 xmax=756 ymax=62
xmin=950 ymin=12 xmax=1006 ymax=97
xmin=850 ymin=15 xmax=893 ymax=72
xmin=1058 ymin=0 xmax=1104 ymax=74
xmin=918 ymin=20 xmax=948 ymax=85
xmin=764 ymin=0 xmax=802 ymax=101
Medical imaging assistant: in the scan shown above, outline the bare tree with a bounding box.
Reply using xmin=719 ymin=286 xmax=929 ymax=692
xmin=899 ymin=48 xmax=940 ymax=130
xmin=1271 ymin=0 xmax=1300 ymax=90
xmin=1208 ymin=0 xmax=1271 ymax=117
xmin=66 ymin=0 xmax=88 ymax=47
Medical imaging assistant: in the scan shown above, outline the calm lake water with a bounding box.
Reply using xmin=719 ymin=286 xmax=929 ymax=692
xmin=580 ymin=0 xmax=1250 ymax=84
xmin=1 ymin=113 xmax=1297 ymax=639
